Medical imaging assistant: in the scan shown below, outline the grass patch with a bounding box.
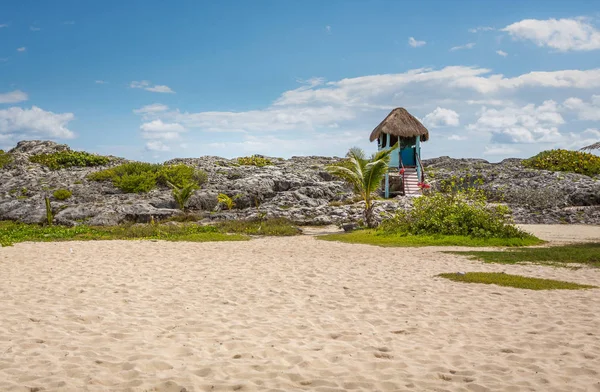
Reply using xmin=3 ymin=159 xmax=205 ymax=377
xmin=0 ymin=221 xmax=248 ymax=247
xmin=215 ymin=218 xmax=301 ymax=236
xmin=447 ymin=243 xmax=600 ymax=268
xmin=438 ymin=272 xmax=596 ymax=290
xmin=318 ymin=230 xmax=543 ymax=247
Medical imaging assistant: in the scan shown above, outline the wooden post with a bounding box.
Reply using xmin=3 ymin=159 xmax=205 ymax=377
xmin=385 ymin=172 xmax=389 ymax=198
xmin=415 ymin=136 xmax=421 ymax=183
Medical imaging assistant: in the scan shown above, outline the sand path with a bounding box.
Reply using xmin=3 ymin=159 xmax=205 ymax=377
xmin=0 ymin=226 xmax=599 ymax=391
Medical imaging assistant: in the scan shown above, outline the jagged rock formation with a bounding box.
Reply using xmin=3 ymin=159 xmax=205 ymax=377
xmin=1 ymin=141 xmax=599 ymax=226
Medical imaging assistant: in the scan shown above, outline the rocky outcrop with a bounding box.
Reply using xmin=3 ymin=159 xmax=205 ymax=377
xmin=0 ymin=141 xmax=598 ymax=226
xmin=423 ymin=156 xmax=600 ymax=224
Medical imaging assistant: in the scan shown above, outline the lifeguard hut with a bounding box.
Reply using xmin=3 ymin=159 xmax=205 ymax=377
xmin=369 ymin=108 xmax=430 ymax=197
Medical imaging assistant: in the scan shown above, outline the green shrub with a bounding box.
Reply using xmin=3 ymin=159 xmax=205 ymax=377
xmin=380 ymin=188 xmax=530 ymax=239
xmin=30 ymin=150 xmax=110 ymax=170
xmin=0 ymin=150 xmax=13 ymax=169
xmin=157 ymin=164 xmax=207 ymax=188
xmin=523 ymin=149 xmax=600 ymax=176
xmin=113 ymin=172 xmax=158 ymax=193
xmin=237 ymin=155 xmax=273 ymax=167
xmin=53 ymin=189 xmax=72 ymax=200
xmin=88 ymin=162 xmax=207 ymax=194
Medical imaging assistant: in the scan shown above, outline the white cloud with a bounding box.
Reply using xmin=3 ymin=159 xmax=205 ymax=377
xmin=145 ymin=141 xmax=170 ymax=152
xmin=0 ymin=106 xmax=75 ymax=143
xmin=448 ymin=135 xmax=467 ymax=141
xmin=140 ymin=119 xmax=185 ymax=133
xmin=132 ymin=66 xmax=600 ymax=159
xmin=133 ymin=103 xmax=169 ymax=115
xmin=468 ymin=26 xmax=494 ymax=33
xmin=0 ymin=24 xmax=8 ymax=28
xmin=503 ymin=18 xmax=600 ymax=51
xmin=325 ymin=25 xmax=331 ymax=34
xmin=450 ymin=43 xmax=475 ymax=51
xmin=0 ymin=90 xmax=28 ymax=104
xmin=408 ymin=37 xmax=426 ymax=47
xmin=95 ymin=80 xmax=107 ymax=84
xmin=468 ymin=100 xmax=564 ymax=144
xmin=483 ymin=146 xmax=520 ymax=156
xmin=140 ymin=119 xmax=185 ymax=141
xmin=274 ymin=66 xmax=600 ymax=104
xmin=563 ymin=95 xmax=600 ymax=120
xmin=63 ymin=21 xmax=75 ymax=25
xmin=30 ymin=26 xmax=40 ymax=31
xmin=496 ymin=50 xmax=508 ymax=57
xmin=423 ymin=107 xmax=460 ymax=128
xmin=145 ymin=85 xmax=174 ymax=93
xmin=130 ymin=80 xmax=175 ymax=93
xmin=17 ymin=47 xmax=26 ymax=52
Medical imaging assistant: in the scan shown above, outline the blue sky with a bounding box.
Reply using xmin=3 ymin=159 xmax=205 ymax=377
xmin=1 ymin=0 xmax=599 ymax=161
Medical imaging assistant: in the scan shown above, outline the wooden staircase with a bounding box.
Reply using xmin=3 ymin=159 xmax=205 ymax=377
xmin=402 ymin=166 xmax=421 ymax=196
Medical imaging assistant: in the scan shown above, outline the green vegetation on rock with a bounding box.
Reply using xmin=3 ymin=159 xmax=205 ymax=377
xmin=523 ymin=149 xmax=600 ymax=177
xmin=29 ymin=150 xmax=110 ymax=170
xmin=52 ymin=189 xmax=73 ymax=201
xmin=237 ymin=155 xmax=273 ymax=167
xmin=438 ymin=272 xmax=596 ymax=290
xmin=0 ymin=150 xmax=13 ymax=169
xmin=447 ymin=242 xmax=600 ymax=268
xmin=87 ymin=162 xmax=207 ymax=193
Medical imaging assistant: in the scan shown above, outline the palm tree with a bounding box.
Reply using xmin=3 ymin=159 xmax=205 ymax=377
xmin=327 ymin=145 xmax=397 ymax=228
xmin=581 ymin=142 xmax=600 ymax=152
xmin=168 ymin=181 xmax=199 ymax=211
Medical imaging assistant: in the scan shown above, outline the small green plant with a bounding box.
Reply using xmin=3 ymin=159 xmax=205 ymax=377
xmin=438 ymin=272 xmax=595 ymax=290
xmin=169 ymin=181 xmax=199 ymax=211
xmin=217 ymin=193 xmax=241 ymax=210
xmin=237 ymin=155 xmax=273 ymax=167
xmin=53 ymin=189 xmax=72 ymax=201
xmin=0 ymin=150 xmax=13 ymax=169
xmin=523 ymin=149 xmax=600 ymax=176
xmin=30 ymin=150 xmax=110 ymax=170
xmin=44 ymin=196 xmax=53 ymax=226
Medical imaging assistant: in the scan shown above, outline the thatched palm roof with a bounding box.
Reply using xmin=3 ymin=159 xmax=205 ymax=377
xmin=581 ymin=142 xmax=600 ymax=151
xmin=369 ymin=108 xmax=429 ymax=143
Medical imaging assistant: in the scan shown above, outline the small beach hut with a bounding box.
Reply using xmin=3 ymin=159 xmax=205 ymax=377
xmin=369 ymin=108 xmax=430 ymax=197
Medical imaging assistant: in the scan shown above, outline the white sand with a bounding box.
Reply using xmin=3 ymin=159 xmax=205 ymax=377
xmin=1 ymin=226 xmax=599 ymax=392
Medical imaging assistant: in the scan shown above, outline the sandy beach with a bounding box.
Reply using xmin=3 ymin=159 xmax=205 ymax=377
xmin=1 ymin=225 xmax=599 ymax=392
